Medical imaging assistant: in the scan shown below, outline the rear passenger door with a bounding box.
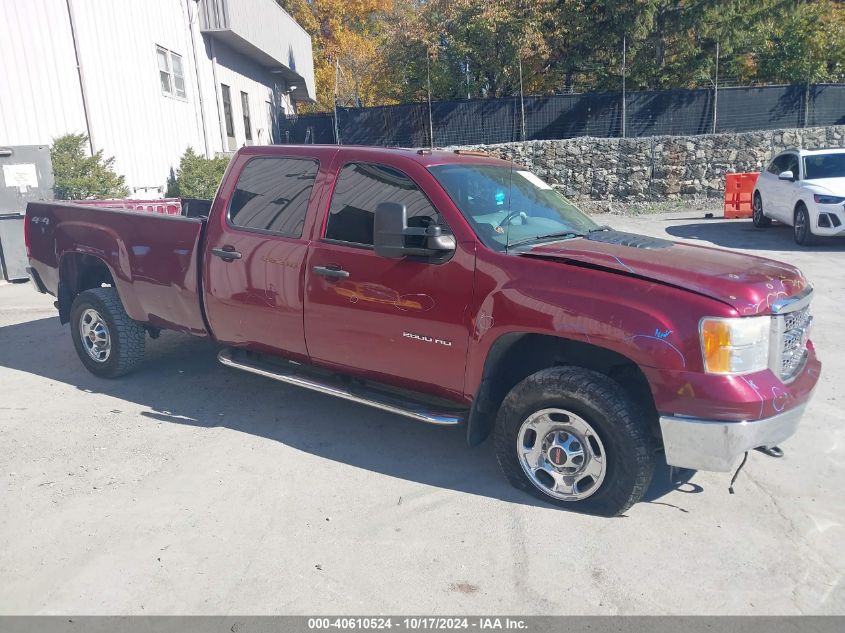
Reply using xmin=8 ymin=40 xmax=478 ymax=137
xmin=203 ymin=155 xmax=321 ymax=360
xmin=303 ymin=159 xmax=475 ymax=401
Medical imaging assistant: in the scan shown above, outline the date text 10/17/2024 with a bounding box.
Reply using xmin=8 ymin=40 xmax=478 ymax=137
xmin=307 ymin=617 xmax=528 ymax=630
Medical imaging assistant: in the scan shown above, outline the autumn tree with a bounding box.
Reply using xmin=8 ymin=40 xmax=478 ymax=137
xmin=281 ymin=0 xmax=845 ymax=110
xmin=277 ymin=0 xmax=397 ymax=111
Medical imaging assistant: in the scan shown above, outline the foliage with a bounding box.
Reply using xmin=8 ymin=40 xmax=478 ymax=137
xmin=165 ymin=167 xmax=179 ymax=198
xmin=755 ymin=2 xmax=845 ymax=84
xmin=171 ymin=148 xmax=230 ymax=200
xmin=277 ymin=0 xmax=397 ymax=111
xmin=50 ymin=133 xmax=129 ymax=200
xmin=281 ymin=0 xmax=845 ymax=110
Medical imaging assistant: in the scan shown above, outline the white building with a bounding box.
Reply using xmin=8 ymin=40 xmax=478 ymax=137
xmin=0 ymin=0 xmax=315 ymax=197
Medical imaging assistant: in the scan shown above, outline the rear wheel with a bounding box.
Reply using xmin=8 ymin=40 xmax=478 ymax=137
xmin=494 ymin=366 xmax=655 ymax=516
xmin=752 ymin=193 xmax=771 ymax=228
xmin=794 ymin=203 xmax=816 ymax=246
xmin=70 ymin=287 xmax=146 ymax=378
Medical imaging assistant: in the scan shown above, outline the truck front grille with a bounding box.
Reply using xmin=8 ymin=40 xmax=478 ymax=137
xmin=776 ymin=305 xmax=812 ymax=381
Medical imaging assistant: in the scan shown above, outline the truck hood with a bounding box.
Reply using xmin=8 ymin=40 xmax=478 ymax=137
xmin=521 ymin=231 xmax=809 ymax=315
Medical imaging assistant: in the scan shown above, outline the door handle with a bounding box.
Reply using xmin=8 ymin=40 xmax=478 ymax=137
xmin=313 ymin=265 xmax=349 ymax=279
xmin=211 ymin=246 xmax=242 ymax=261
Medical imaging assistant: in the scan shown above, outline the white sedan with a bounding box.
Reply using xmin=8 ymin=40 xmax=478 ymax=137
xmin=752 ymin=147 xmax=845 ymax=245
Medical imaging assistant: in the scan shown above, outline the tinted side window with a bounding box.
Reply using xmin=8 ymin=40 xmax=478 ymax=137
xmin=783 ymin=154 xmax=800 ymax=177
xmin=767 ymin=155 xmax=788 ymax=174
xmin=325 ymin=163 xmax=447 ymax=246
xmin=228 ymin=157 xmax=318 ymax=237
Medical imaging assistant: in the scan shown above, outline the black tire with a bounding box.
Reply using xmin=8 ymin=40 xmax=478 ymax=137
xmin=752 ymin=193 xmax=772 ymax=228
xmin=494 ymin=366 xmax=654 ymax=516
xmin=70 ymin=287 xmax=146 ymax=378
xmin=793 ymin=203 xmax=816 ymax=246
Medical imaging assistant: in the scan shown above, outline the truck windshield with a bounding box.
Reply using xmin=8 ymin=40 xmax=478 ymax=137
xmin=803 ymin=153 xmax=845 ymax=180
xmin=429 ymin=164 xmax=597 ymax=251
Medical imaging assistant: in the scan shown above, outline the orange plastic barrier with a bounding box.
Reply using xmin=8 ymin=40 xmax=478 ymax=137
xmin=724 ymin=172 xmax=759 ymax=219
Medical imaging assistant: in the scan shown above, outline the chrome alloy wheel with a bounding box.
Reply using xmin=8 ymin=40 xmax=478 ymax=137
xmin=79 ymin=308 xmax=111 ymax=363
xmin=795 ymin=209 xmax=808 ymax=241
xmin=753 ymin=196 xmax=763 ymax=223
xmin=516 ymin=408 xmax=607 ymax=501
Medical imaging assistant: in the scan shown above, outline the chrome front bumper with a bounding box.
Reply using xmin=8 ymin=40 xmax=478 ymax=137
xmin=659 ymin=404 xmax=807 ymax=472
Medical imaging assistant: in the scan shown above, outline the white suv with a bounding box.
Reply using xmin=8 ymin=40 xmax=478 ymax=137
xmin=752 ymin=148 xmax=845 ymax=245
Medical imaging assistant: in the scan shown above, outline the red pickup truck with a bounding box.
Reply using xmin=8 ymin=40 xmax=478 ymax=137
xmin=25 ymin=145 xmax=820 ymax=515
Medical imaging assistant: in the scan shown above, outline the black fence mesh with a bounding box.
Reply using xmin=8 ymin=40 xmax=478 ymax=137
xmin=281 ymin=83 xmax=845 ymax=147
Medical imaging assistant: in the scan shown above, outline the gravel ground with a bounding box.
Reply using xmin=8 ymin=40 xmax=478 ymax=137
xmin=0 ymin=209 xmax=843 ymax=615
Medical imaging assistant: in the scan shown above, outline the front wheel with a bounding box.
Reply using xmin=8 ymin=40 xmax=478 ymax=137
xmin=70 ymin=287 xmax=146 ymax=378
xmin=494 ymin=367 xmax=655 ymax=516
xmin=752 ymin=193 xmax=771 ymax=228
xmin=794 ymin=204 xmax=816 ymax=246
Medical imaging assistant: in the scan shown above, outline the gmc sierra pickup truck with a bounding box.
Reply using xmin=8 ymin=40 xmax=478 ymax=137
xmin=25 ymin=145 xmax=820 ymax=516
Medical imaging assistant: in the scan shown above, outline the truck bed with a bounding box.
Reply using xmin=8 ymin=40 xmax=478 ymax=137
xmin=26 ymin=201 xmax=208 ymax=335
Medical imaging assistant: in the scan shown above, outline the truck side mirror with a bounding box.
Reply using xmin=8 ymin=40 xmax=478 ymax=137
xmin=373 ymin=202 xmax=456 ymax=260
xmin=778 ymin=170 xmax=795 ymax=181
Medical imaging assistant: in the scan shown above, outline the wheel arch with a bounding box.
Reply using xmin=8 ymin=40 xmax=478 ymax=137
xmin=466 ymin=332 xmax=658 ymax=446
xmin=57 ymin=252 xmax=119 ymax=325
xmin=794 ymin=198 xmax=812 ymax=228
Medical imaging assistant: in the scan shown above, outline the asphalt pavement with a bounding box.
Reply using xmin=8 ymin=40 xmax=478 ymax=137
xmin=1 ymin=211 xmax=842 ymax=614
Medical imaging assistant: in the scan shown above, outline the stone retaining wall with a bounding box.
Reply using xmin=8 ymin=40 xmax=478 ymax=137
xmin=454 ymin=125 xmax=845 ymax=202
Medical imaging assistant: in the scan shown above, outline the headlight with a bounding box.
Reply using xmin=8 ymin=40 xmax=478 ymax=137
xmin=813 ymin=194 xmax=845 ymax=205
xmin=700 ymin=316 xmax=770 ymax=375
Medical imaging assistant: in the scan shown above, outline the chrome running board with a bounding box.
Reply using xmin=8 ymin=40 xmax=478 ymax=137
xmin=218 ymin=348 xmax=465 ymax=426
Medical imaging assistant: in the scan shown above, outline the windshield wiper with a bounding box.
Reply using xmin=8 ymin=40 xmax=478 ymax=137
xmin=588 ymin=225 xmax=611 ymax=233
xmin=508 ymin=231 xmax=584 ymax=248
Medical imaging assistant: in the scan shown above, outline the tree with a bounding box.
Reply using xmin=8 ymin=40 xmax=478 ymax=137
xmin=755 ymin=1 xmax=845 ymax=84
xmin=171 ymin=148 xmax=230 ymax=200
xmin=280 ymin=0 xmax=845 ymax=110
xmin=277 ymin=0 xmax=398 ymax=110
xmin=381 ymin=0 xmax=555 ymax=101
xmin=50 ymin=133 xmax=129 ymax=200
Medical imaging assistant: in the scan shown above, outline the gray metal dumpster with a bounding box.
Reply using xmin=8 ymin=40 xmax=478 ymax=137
xmin=0 ymin=214 xmax=27 ymax=281
xmin=0 ymin=145 xmax=54 ymax=281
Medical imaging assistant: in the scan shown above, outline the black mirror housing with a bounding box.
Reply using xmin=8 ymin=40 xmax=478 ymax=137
xmin=374 ymin=202 xmax=410 ymax=258
xmin=374 ymin=202 xmax=456 ymax=260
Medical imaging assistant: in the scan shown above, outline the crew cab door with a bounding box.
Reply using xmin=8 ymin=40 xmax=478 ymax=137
xmin=202 ymin=153 xmax=324 ymax=359
xmin=303 ymin=159 xmax=475 ymax=401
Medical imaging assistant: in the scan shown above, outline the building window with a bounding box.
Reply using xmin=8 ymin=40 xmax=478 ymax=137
xmin=221 ymin=84 xmax=235 ymax=149
xmin=228 ymin=157 xmax=319 ymax=237
xmin=241 ymin=92 xmax=252 ymax=142
xmin=266 ymin=101 xmax=275 ymax=144
xmin=156 ymin=46 xmax=172 ymax=94
xmin=171 ymin=53 xmax=186 ymax=98
xmin=156 ymin=45 xmax=186 ymax=99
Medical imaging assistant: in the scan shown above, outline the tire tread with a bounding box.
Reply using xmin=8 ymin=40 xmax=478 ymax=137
xmin=70 ymin=287 xmax=146 ymax=378
xmin=494 ymin=366 xmax=654 ymax=516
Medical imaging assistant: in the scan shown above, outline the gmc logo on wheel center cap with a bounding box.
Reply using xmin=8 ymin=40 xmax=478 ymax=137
xmin=549 ymin=447 xmax=566 ymax=466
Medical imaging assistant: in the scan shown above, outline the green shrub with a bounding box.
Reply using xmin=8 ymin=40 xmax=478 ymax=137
xmin=171 ymin=148 xmax=230 ymax=200
xmin=51 ymin=133 xmax=129 ymax=200
xmin=165 ymin=167 xmax=179 ymax=198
